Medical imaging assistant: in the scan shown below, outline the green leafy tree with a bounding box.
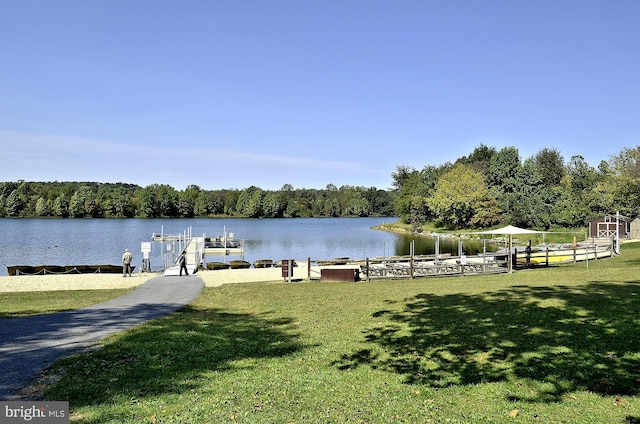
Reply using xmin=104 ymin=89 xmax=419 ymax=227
xmin=156 ymin=185 xmax=178 ymax=217
xmin=68 ymin=191 xmax=86 ymax=218
xmin=178 ymin=185 xmax=201 ymax=217
xmin=565 ymin=155 xmax=599 ymax=193
xmin=488 ymin=146 xmax=522 ymax=194
xmin=223 ymin=191 xmax=239 ymax=215
xmin=236 ymin=186 xmax=263 ymax=217
xmin=5 ymin=190 xmax=23 ymax=217
xmin=137 ymin=186 xmax=160 ymax=218
xmin=455 ymin=143 xmax=497 ymax=178
xmin=262 ymin=192 xmax=284 ymax=218
xmin=509 ymin=157 xmax=554 ymax=229
xmin=428 ymin=164 xmax=492 ymax=229
xmin=392 ymin=164 xmax=449 ymax=223
xmin=53 ymin=194 xmax=69 ymax=218
xmin=177 ymin=191 xmax=195 ymax=218
xmin=323 ymin=198 xmax=341 ymax=217
xmin=35 ymin=197 xmax=50 ymax=216
xmin=408 ymin=195 xmax=429 ymax=232
xmin=364 ymin=187 xmax=395 ymax=217
xmin=285 ymin=198 xmax=301 ymax=218
xmin=608 ymin=146 xmax=640 ymax=215
xmin=67 ymin=186 xmax=100 ymax=218
xmin=108 ymin=189 xmax=134 ymax=218
xmin=194 ymin=191 xmax=222 ymax=216
xmin=346 ymin=196 xmax=370 ymax=217
xmin=533 ymin=147 xmax=565 ymax=186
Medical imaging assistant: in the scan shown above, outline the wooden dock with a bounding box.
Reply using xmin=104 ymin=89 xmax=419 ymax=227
xmin=358 ymin=254 xmax=509 ymax=280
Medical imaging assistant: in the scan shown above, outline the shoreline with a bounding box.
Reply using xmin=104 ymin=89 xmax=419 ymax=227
xmin=0 ymin=263 xmax=320 ymax=292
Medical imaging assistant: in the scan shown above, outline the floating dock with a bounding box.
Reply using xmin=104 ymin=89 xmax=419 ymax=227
xmin=152 ymin=226 xmax=244 ymax=276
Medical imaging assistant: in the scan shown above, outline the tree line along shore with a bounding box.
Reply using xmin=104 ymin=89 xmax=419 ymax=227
xmin=1 ymin=145 xmax=637 ymax=231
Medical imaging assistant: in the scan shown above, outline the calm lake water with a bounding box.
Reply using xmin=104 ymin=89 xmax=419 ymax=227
xmin=0 ymin=217 xmax=492 ymax=276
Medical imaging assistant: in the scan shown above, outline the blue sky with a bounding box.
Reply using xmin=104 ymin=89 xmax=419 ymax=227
xmin=1 ymin=0 xmax=638 ymax=191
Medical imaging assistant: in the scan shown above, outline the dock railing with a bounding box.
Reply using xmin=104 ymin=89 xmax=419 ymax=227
xmin=359 ymin=254 xmax=509 ymax=281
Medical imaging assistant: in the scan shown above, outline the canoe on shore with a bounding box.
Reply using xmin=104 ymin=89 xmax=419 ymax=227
xmin=206 ymin=262 xmax=230 ymax=270
xmin=315 ymin=257 xmax=350 ymax=266
xmin=253 ymin=259 xmax=273 ymax=268
xmin=229 ymin=260 xmax=251 ymax=269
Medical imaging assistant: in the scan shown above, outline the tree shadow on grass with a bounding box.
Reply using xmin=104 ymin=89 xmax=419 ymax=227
xmin=44 ymin=307 xmax=305 ymax=406
xmin=335 ymin=281 xmax=640 ymax=402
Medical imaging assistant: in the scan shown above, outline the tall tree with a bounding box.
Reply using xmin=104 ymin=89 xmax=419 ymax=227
xmin=262 ymin=192 xmax=284 ymax=218
xmin=137 ymin=185 xmax=160 ymax=218
xmin=428 ymin=164 xmax=493 ymax=229
xmin=5 ymin=190 xmax=23 ymax=217
xmin=53 ymin=194 xmax=69 ymax=218
xmin=456 ymin=143 xmax=497 ymax=177
xmin=533 ymin=147 xmax=565 ymax=186
xmin=608 ymin=146 xmax=640 ymax=215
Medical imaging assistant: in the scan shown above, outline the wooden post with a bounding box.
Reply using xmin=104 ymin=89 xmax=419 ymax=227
xmin=482 ymin=240 xmax=487 ymax=274
xmin=410 ymin=255 xmax=414 ymax=279
xmin=366 ymin=257 xmax=370 ymax=282
xmin=545 ymin=248 xmax=549 ymax=267
xmin=307 ymin=257 xmax=311 ymax=281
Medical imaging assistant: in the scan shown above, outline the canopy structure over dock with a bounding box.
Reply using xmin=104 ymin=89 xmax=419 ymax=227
xmin=474 ymin=225 xmax=541 ymax=273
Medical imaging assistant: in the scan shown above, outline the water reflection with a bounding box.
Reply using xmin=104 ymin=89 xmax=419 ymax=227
xmin=395 ymin=234 xmax=495 ymax=257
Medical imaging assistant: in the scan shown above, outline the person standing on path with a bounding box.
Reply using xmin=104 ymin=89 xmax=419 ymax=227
xmin=178 ymin=250 xmax=189 ymax=276
xmin=122 ymin=248 xmax=133 ymax=277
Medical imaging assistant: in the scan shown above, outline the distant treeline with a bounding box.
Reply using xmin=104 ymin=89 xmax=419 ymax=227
xmin=0 ymin=182 xmax=396 ymax=219
xmin=2 ymin=145 xmax=638 ymax=228
xmin=392 ymin=145 xmax=639 ymax=230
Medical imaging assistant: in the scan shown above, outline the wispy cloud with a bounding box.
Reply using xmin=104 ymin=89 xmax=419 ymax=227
xmin=0 ymin=130 xmax=389 ymax=189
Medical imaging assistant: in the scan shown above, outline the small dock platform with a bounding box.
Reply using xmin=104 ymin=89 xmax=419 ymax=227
xmin=155 ymin=227 xmax=245 ymax=276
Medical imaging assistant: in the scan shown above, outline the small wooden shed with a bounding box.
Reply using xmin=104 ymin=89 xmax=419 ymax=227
xmin=589 ymin=214 xmax=634 ymax=239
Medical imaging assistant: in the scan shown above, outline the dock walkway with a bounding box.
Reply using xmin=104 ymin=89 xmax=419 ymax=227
xmin=163 ymin=236 xmax=202 ymax=276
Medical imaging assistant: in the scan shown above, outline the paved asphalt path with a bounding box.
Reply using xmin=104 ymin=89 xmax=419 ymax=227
xmin=0 ymin=275 xmax=204 ymax=400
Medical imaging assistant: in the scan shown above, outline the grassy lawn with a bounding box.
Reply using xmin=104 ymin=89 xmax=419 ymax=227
xmin=32 ymin=243 xmax=640 ymax=422
xmin=0 ymin=289 xmax=134 ymax=318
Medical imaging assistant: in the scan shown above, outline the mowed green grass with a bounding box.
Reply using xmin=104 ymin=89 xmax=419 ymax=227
xmin=0 ymin=289 xmax=134 ymax=318
xmin=31 ymin=243 xmax=640 ymax=422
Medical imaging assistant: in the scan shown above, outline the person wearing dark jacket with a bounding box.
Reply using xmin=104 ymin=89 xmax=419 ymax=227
xmin=178 ymin=250 xmax=189 ymax=276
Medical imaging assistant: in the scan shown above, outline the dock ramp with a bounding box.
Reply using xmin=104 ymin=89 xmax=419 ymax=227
xmin=163 ymin=236 xmax=204 ymax=276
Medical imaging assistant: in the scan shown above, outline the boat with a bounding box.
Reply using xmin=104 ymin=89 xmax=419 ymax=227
xmin=6 ymin=264 xmax=135 ymax=276
xmin=517 ymin=247 xmax=613 ymax=265
xmin=203 ymin=233 xmax=244 ymax=257
xmin=204 ymin=237 xmax=242 ymax=249
xmin=7 ymin=265 xmax=38 ymax=276
xmin=66 ymin=265 xmax=136 ymax=274
xmin=253 ymin=259 xmax=273 ymax=268
xmin=315 ymin=257 xmax=350 ymax=266
xmin=229 ymin=260 xmax=251 ymax=269
xmin=206 ymin=261 xmax=230 ymax=270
